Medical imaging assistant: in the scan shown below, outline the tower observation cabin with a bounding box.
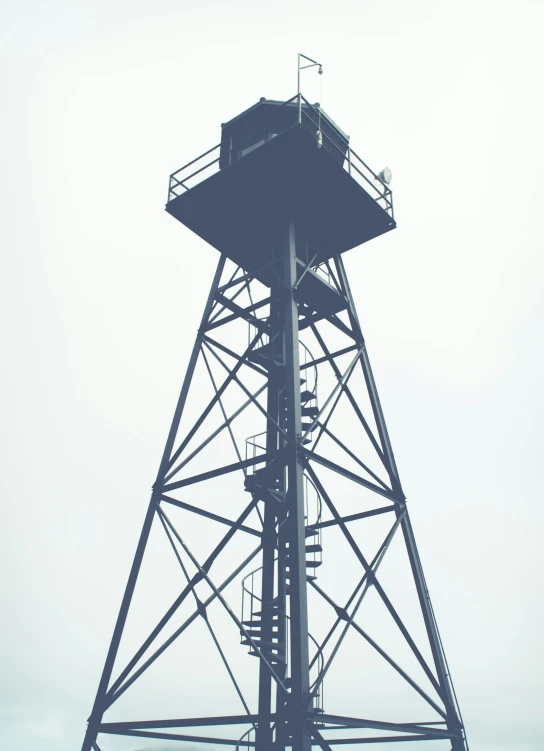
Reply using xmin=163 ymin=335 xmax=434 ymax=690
xmin=166 ymin=94 xmax=395 ymax=312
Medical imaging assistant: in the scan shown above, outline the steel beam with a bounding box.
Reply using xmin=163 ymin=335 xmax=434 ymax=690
xmin=284 ymin=220 xmax=311 ymax=751
xmin=308 ymin=505 xmax=394 ymax=531
xmin=99 ymin=728 xmax=256 ymax=745
xmin=256 ymin=288 xmax=282 ymax=751
xmin=160 ymin=494 xmax=262 ymax=537
xmin=163 ymin=453 xmax=269 ymax=492
xmin=313 ymin=714 xmax=461 ymax=739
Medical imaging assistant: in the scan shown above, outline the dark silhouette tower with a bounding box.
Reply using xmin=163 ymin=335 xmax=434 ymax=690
xmin=82 ymin=58 xmax=468 ymax=751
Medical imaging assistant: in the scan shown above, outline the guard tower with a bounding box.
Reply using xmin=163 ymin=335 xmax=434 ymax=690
xmin=82 ymin=56 xmax=468 ymax=751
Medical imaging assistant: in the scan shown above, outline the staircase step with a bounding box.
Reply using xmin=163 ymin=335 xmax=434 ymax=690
xmin=302 ymin=406 xmax=319 ymax=418
xmin=305 ymin=528 xmax=319 ymax=537
xmin=241 ymin=628 xmax=279 ymax=637
xmin=284 ymin=572 xmax=318 ymax=581
xmin=285 ymin=544 xmax=322 ymax=555
xmin=248 ymin=650 xmax=286 ymax=664
xmin=247 ymin=348 xmax=271 ymax=363
xmin=285 ymin=552 xmax=322 ymax=560
xmin=302 ymin=422 xmax=319 ymax=432
xmin=244 ymin=479 xmax=286 ymax=501
xmin=252 ymin=606 xmax=281 ymax=617
xmin=285 ymin=558 xmax=322 ymax=567
xmin=242 ymin=617 xmax=279 ymax=627
xmin=300 ymin=390 xmax=316 ymax=403
xmin=242 ymin=638 xmax=284 ymax=650
xmin=247 ymin=350 xmax=284 ymax=369
xmin=245 ymin=472 xmax=282 ymax=490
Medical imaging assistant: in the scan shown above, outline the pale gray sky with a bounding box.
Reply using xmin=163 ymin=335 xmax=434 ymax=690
xmin=1 ymin=1 xmax=543 ymax=750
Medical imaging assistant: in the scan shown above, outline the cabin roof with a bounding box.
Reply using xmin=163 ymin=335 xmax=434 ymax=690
xmin=221 ymin=98 xmax=350 ymax=141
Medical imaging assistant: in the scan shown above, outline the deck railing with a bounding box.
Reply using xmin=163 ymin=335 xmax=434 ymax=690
xmin=167 ymin=94 xmax=393 ymax=220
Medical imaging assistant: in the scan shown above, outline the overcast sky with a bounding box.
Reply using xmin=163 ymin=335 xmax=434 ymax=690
xmin=1 ymin=1 xmax=543 ymax=750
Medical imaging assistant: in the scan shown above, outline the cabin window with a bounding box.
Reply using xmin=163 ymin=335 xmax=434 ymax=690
xmin=237 ymin=132 xmax=278 ymax=161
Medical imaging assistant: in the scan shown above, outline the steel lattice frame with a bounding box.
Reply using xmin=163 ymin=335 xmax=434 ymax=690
xmin=81 ymin=222 xmax=468 ymax=751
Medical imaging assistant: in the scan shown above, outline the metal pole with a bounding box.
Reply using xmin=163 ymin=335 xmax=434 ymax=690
xmin=275 ymin=280 xmax=289 ymax=751
xmin=256 ymin=289 xmax=281 ymax=751
xmin=297 ymin=54 xmax=302 ymax=124
xmin=284 ymin=219 xmax=311 ymax=751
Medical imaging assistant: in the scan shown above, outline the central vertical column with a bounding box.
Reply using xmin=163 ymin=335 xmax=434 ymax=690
xmin=257 ymin=282 xmax=282 ymax=751
xmin=283 ymin=220 xmax=311 ymax=751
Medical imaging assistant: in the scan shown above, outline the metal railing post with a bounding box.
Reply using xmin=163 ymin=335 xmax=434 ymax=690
xmin=298 ymin=53 xmax=302 ymax=124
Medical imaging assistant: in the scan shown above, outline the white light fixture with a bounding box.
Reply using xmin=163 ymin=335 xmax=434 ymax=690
xmin=377 ymin=167 xmax=392 ymax=185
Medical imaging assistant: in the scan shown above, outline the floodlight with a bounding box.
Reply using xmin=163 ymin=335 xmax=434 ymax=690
xmin=377 ymin=167 xmax=392 ymax=185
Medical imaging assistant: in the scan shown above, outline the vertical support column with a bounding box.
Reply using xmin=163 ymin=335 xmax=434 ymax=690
xmin=257 ymin=287 xmax=281 ymax=751
xmin=81 ymin=257 xmax=226 ymax=751
xmin=297 ymin=53 xmax=302 ymax=124
xmin=275 ymin=507 xmax=289 ymax=751
xmin=284 ymin=220 xmax=311 ymax=751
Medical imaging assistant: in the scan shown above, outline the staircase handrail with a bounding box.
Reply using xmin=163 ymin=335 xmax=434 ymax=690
xmin=240 ymin=559 xmax=325 ymax=712
xmin=300 ymin=339 xmax=318 ymax=406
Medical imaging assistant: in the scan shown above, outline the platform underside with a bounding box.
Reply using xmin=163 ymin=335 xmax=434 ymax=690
xmin=166 ymin=125 xmax=395 ymax=280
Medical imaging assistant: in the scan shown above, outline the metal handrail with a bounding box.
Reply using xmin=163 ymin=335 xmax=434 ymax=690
xmin=245 ymin=431 xmax=267 ymax=477
xmin=300 ymin=96 xmax=393 ymax=216
xmin=168 ymin=143 xmax=221 ymax=200
xmin=236 ymin=727 xmax=254 ymax=751
xmin=167 ymin=93 xmax=394 ymax=220
xmin=305 ymin=473 xmax=323 ymax=527
xmin=170 ymin=142 xmax=220 ymax=181
xmin=240 ymin=555 xmax=325 ymax=712
xmin=241 ymin=564 xmax=265 ymax=627
xmin=173 ymin=155 xmax=219 ymax=190
xmin=300 ymin=340 xmax=318 ymax=405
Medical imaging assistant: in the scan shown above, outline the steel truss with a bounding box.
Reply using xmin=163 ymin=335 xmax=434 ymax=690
xmin=82 ymin=222 xmax=468 ymax=751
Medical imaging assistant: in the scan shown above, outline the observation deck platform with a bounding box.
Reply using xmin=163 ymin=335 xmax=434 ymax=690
xmin=166 ymin=96 xmax=395 ymax=282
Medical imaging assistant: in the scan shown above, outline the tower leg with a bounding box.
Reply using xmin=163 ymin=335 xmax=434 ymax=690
xmin=81 ymin=499 xmax=156 ymax=751
xmin=81 ymin=257 xmax=226 ymax=751
xmin=335 ymin=254 xmax=467 ymax=751
xmin=400 ymin=515 xmax=466 ymax=750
